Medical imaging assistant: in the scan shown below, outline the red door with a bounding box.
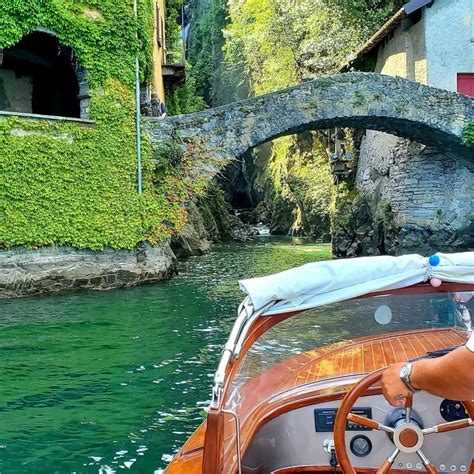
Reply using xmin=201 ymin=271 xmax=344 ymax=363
xmin=457 ymin=73 xmax=474 ymax=97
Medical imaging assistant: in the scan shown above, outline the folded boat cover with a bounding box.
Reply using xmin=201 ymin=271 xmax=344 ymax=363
xmin=239 ymin=252 xmax=474 ymax=316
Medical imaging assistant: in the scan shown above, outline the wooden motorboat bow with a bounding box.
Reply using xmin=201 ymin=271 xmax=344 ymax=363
xmin=165 ymin=252 xmax=474 ymax=473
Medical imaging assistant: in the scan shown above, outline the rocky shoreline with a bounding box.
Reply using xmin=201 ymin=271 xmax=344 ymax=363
xmin=0 ymin=243 xmax=178 ymax=299
xmin=0 ymin=194 xmax=260 ymax=299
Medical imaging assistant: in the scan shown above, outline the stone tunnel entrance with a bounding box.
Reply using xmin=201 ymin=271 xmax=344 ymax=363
xmin=0 ymin=31 xmax=85 ymax=118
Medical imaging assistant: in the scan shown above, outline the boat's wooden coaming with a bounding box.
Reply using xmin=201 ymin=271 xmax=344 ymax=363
xmin=165 ymin=328 xmax=471 ymax=473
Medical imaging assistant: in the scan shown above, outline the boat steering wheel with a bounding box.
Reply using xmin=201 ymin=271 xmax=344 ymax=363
xmin=333 ymin=368 xmax=474 ymax=473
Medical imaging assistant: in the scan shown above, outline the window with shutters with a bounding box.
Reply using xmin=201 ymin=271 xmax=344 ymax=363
xmin=156 ymin=4 xmax=163 ymax=47
xmin=457 ymin=73 xmax=474 ymax=97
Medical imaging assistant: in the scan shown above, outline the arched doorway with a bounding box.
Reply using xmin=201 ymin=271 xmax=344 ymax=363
xmin=0 ymin=31 xmax=82 ymax=118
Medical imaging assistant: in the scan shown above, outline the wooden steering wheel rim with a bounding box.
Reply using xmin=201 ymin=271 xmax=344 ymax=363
xmin=333 ymin=368 xmax=474 ymax=474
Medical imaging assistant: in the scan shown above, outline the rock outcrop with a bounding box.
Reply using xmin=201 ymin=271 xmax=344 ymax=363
xmin=171 ymin=202 xmax=211 ymax=258
xmin=196 ymin=181 xmax=258 ymax=242
xmin=0 ymin=243 xmax=177 ymax=298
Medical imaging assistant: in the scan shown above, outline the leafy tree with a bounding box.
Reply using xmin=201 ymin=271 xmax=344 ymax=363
xmin=225 ymin=0 xmax=403 ymax=91
xmin=186 ymin=0 xmax=403 ymax=237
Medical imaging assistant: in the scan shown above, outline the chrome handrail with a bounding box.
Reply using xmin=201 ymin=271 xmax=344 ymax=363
xmin=233 ymin=304 xmax=270 ymax=358
xmin=210 ymin=297 xmax=254 ymax=409
xmin=209 ymin=299 xmax=275 ymax=409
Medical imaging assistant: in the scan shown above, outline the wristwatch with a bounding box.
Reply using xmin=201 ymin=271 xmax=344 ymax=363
xmin=399 ymin=362 xmax=420 ymax=393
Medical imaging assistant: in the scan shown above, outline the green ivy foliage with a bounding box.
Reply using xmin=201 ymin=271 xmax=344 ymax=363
xmin=462 ymin=122 xmax=474 ymax=148
xmin=0 ymin=0 xmax=155 ymax=86
xmin=1 ymin=81 xmax=190 ymax=250
xmin=0 ymin=1 xmax=204 ymax=250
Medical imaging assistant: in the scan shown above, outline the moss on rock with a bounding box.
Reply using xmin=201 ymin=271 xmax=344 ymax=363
xmin=462 ymin=122 xmax=474 ymax=148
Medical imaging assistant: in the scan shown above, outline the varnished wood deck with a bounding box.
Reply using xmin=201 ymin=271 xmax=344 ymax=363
xmin=277 ymin=328 xmax=462 ymax=390
xmin=165 ymin=328 xmax=466 ymax=473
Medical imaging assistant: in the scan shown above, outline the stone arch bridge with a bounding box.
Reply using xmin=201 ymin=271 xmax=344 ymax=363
xmin=147 ymin=72 xmax=474 ymax=255
xmin=147 ymin=72 xmax=474 ymax=163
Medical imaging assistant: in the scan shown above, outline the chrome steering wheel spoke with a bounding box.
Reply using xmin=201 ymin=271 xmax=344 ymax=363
xmin=422 ymin=418 xmax=473 ymax=436
xmin=347 ymin=413 xmax=395 ymax=434
xmin=417 ymin=449 xmax=439 ymax=473
xmin=376 ymin=448 xmax=400 ymax=474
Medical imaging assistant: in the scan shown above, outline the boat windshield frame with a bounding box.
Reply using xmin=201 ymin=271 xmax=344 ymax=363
xmin=210 ymin=282 xmax=474 ymax=411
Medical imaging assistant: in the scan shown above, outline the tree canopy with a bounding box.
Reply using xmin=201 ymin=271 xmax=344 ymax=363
xmin=224 ymin=0 xmax=403 ymax=94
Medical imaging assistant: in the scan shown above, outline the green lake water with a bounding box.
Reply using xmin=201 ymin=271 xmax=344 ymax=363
xmin=0 ymin=237 xmax=332 ymax=473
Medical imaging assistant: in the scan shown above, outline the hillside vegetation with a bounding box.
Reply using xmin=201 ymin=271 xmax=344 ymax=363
xmin=183 ymin=0 xmax=404 ymax=240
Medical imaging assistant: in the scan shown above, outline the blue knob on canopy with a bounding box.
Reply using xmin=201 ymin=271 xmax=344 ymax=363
xmin=428 ymin=255 xmax=440 ymax=266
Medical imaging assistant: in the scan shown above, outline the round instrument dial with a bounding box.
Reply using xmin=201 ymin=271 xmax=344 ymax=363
xmin=350 ymin=435 xmax=372 ymax=457
xmin=440 ymin=399 xmax=468 ymax=422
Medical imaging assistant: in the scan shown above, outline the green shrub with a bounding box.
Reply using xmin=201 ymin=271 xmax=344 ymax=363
xmin=462 ymin=122 xmax=474 ymax=148
xmin=0 ymin=1 xmax=204 ymax=250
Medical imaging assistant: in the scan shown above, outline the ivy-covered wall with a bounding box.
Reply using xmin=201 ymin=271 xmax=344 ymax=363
xmin=0 ymin=0 xmax=198 ymax=250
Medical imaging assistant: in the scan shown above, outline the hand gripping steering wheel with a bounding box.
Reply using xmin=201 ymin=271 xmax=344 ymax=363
xmin=333 ymin=368 xmax=474 ymax=473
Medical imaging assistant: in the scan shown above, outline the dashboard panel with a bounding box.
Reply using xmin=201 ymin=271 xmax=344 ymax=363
xmin=314 ymin=407 xmax=373 ymax=432
xmin=242 ymin=393 xmax=474 ymax=473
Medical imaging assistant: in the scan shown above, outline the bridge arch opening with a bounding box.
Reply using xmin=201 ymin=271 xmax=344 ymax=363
xmin=231 ymin=115 xmax=470 ymax=162
xmin=149 ymin=73 xmax=474 ymax=252
xmin=0 ymin=31 xmax=87 ymax=119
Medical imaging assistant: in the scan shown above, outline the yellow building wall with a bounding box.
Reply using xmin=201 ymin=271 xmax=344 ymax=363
xmin=152 ymin=0 xmax=167 ymax=103
xmin=375 ymin=20 xmax=427 ymax=85
xmin=410 ymin=20 xmax=427 ymax=84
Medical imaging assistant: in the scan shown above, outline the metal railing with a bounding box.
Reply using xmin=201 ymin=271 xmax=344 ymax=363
xmin=210 ymin=298 xmax=275 ymax=410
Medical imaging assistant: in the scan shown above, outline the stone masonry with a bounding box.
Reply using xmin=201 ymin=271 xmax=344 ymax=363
xmin=147 ymin=72 xmax=474 ymax=160
xmin=0 ymin=243 xmax=177 ymax=298
xmin=354 ymin=131 xmax=474 ymax=255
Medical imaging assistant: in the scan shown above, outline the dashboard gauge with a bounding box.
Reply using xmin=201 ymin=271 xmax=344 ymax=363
xmin=350 ymin=435 xmax=372 ymax=457
xmin=440 ymin=399 xmax=468 ymax=422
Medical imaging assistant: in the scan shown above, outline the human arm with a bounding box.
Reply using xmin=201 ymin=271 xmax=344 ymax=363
xmin=381 ymin=343 xmax=474 ymax=406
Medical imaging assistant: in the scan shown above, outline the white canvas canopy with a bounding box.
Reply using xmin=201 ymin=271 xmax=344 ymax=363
xmin=239 ymin=252 xmax=474 ymax=316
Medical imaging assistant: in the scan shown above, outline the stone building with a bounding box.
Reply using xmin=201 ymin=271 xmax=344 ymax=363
xmin=350 ymin=0 xmax=474 ymax=94
xmin=346 ymin=0 xmax=474 ymax=255
xmin=0 ymin=1 xmax=188 ymax=298
xmin=0 ymin=0 xmax=183 ymax=120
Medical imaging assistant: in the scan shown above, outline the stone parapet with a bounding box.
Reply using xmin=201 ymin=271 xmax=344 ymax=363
xmin=0 ymin=243 xmax=177 ymax=299
xmin=147 ymin=72 xmax=474 ymax=163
